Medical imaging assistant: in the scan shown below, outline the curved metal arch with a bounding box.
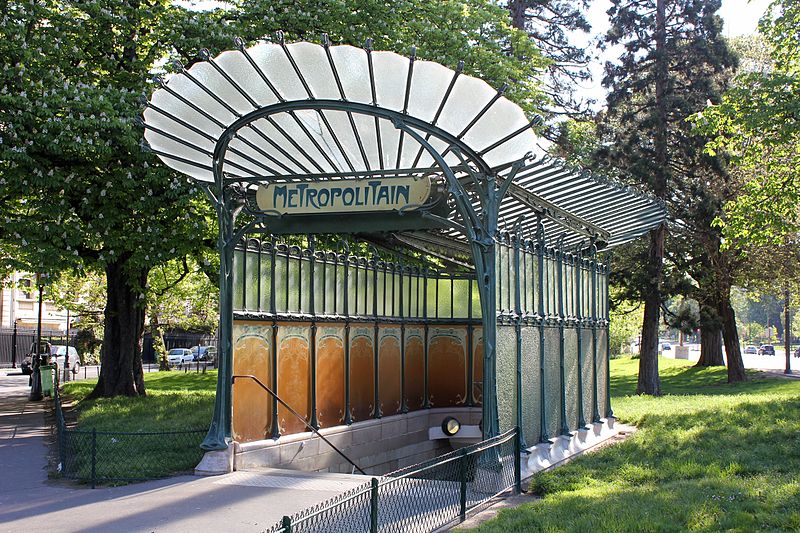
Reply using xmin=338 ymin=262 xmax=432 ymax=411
xmin=211 ymin=99 xmax=495 ymax=189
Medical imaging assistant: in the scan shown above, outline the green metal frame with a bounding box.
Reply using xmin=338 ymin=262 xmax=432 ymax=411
xmin=201 ymin=100 xmax=520 ymax=450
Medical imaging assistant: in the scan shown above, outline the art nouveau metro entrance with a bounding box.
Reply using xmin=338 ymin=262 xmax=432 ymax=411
xmin=143 ymin=35 xmax=664 ymax=475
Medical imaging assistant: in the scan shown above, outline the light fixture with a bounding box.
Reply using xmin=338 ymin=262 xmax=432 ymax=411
xmin=441 ymin=416 xmax=461 ymax=436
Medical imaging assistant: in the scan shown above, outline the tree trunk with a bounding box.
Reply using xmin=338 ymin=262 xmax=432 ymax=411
xmin=637 ymin=0 xmax=668 ymax=396
xmin=637 ymin=226 xmax=663 ymax=396
xmin=697 ymin=325 xmax=724 ymax=366
xmin=507 ymin=0 xmax=527 ymax=29
xmin=88 ymin=259 xmax=148 ymax=398
xmin=721 ymin=295 xmax=746 ymax=383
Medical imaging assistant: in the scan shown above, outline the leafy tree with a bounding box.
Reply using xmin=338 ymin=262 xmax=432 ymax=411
xmin=698 ymin=0 xmax=800 ymax=245
xmin=595 ymin=0 xmax=745 ymax=390
xmin=506 ymin=0 xmax=594 ymax=118
xmin=0 ymin=0 xmax=220 ymax=397
xmin=1 ymin=0 xmax=548 ymax=398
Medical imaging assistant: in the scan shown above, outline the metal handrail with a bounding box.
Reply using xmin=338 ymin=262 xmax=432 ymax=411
xmin=231 ymin=374 xmax=366 ymax=475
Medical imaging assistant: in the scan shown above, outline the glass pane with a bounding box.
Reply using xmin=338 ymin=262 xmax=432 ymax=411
xmin=471 ymin=281 xmax=482 ymax=319
xmin=313 ymin=259 xmax=324 ymax=315
xmin=274 ymin=254 xmax=287 ymax=312
xmin=347 ymin=264 xmax=358 ymax=316
xmin=452 ymin=279 xmax=470 ymax=319
xmin=597 ymin=328 xmax=609 ymax=417
xmin=245 ymin=250 xmax=259 ymax=311
xmin=521 ymin=327 xmax=541 ymax=445
xmin=260 ymin=250 xmax=271 ymax=312
xmin=496 ymin=325 xmax=517 ymax=433
xmin=581 ymin=328 xmax=595 ymax=423
xmin=426 ymin=277 xmax=438 ymax=318
xmin=336 ymin=264 xmax=346 ymax=315
xmin=564 ymin=328 xmax=579 ymax=431
xmin=544 ymin=326 xmax=561 ymax=438
xmin=233 ymin=250 xmax=244 ymax=311
xmin=376 ymin=270 xmax=386 ymax=317
xmin=287 ymin=255 xmax=300 ymax=313
xmin=437 ymin=278 xmax=452 ymax=319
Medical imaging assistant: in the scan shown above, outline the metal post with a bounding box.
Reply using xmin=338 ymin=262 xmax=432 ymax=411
xmin=91 ymin=428 xmax=97 ymax=489
xmin=64 ymin=309 xmax=70 ymax=383
xmin=466 ymin=278 xmax=474 ymax=407
xmin=459 ymin=448 xmax=468 ymax=521
xmin=575 ymin=255 xmax=586 ymax=427
xmin=537 ymin=229 xmax=548 ymax=441
xmin=423 ymin=268 xmax=431 ymax=409
xmin=591 ymin=248 xmax=600 ymax=423
xmin=513 ymin=232 xmax=525 ymax=448
xmin=29 ymin=274 xmax=45 ymax=401
xmin=11 ymin=320 xmax=17 ymax=369
xmin=557 ymin=241 xmax=570 ymax=435
xmin=370 ymin=477 xmax=379 ymax=533
xmin=282 ymin=516 xmax=292 ymax=533
xmin=309 ymin=239 xmax=319 ymax=429
xmin=514 ymin=427 xmax=522 ymax=494
xmin=603 ymin=261 xmax=613 ymax=419
xmin=785 ymin=288 xmax=792 ymax=375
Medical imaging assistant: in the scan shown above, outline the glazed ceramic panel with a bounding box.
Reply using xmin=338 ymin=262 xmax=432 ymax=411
xmin=349 ymin=326 xmax=375 ymax=422
xmin=378 ymin=326 xmax=402 ymax=416
xmin=404 ymin=326 xmax=425 ymax=411
xmin=276 ymin=323 xmax=311 ymax=435
xmin=232 ymin=321 xmax=272 ymax=443
xmin=428 ymin=326 xmax=467 ymax=407
xmin=316 ymin=324 xmax=345 ymax=428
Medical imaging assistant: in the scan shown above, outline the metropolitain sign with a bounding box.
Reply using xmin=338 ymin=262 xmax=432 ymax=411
xmin=255 ymin=177 xmax=432 ymax=215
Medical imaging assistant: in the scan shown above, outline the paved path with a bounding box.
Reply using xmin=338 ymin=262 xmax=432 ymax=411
xmin=0 ymin=370 xmax=367 ymax=533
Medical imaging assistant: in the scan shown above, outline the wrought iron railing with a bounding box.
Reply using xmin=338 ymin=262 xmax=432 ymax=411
xmin=53 ymin=386 xmax=206 ymax=487
xmin=261 ymin=428 xmax=521 ymax=533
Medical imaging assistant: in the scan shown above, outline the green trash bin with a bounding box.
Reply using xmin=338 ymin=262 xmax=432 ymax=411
xmin=40 ymin=365 xmax=55 ymax=397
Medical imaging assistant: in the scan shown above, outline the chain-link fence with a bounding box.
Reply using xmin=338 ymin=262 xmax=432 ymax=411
xmin=262 ymin=428 xmax=521 ymax=533
xmin=53 ymin=386 xmax=206 ymax=487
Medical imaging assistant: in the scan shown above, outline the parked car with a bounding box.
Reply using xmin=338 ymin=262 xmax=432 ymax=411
xmin=167 ymin=348 xmax=194 ymax=367
xmin=20 ymin=340 xmax=52 ymax=375
xmin=794 ymin=346 xmax=800 ymax=358
xmin=743 ymin=345 xmax=758 ymax=354
xmin=661 ymin=342 xmax=672 ymax=352
xmin=190 ymin=345 xmax=217 ymax=363
xmin=50 ymin=345 xmax=81 ymax=373
xmin=758 ymin=344 xmax=776 ymax=356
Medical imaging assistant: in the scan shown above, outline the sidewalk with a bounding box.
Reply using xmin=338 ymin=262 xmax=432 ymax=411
xmin=0 ymin=370 xmax=365 ymax=533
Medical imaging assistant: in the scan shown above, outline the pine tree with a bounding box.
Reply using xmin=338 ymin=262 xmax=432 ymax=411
xmin=596 ymin=0 xmax=744 ymax=391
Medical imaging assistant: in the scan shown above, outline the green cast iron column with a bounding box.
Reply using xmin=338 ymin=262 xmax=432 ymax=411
xmin=537 ymin=226 xmax=548 ymax=441
xmin=557 ymin=239 xmax=570 ymax=436
xmin=201 ymin=186 xmax=240 ymax=451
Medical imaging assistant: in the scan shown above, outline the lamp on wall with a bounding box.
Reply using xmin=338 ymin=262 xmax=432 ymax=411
xmin=441 ymin=416 xmax=461 ymax=437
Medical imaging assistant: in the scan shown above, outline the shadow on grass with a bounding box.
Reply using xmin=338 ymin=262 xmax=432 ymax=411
xmin=478 ymin=396 xmax=800 ymax=532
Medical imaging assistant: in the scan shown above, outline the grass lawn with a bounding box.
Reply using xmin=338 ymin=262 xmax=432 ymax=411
xmin=60 ymin=370 xmax=217 ymax=482
xmin=473 ymin=357 xmax=800 ymax=532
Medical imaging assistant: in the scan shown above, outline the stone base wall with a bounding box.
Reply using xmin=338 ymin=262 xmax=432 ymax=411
xmin=235 ymin=407 xmax=482 ymax=475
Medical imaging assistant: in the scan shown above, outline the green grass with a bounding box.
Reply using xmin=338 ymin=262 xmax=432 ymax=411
xmin=63 ymin=370 xmax=217 ymax=431
xmin=473 ymin=357 xmax=800 ymax=532
xmin=60 ymin=371 xmax=217 ymax=482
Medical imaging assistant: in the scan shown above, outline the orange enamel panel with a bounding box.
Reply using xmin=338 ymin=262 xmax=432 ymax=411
xmin=232 ymin=321 xmax=272 ymax=443
xmin=349 ymin=326 xmax=375 ymax=422
xmin=378 ymin=326 xmax=402 ymax=416
xmin=428 ymin=326 xmax=467 ymax=407
xmin=404 ymin=326 xmax=425 ymax=411
xmin=316 ymin=325 xmax=345 ymax=428
xmin=277 ymin=324 xmax=311 ymax=435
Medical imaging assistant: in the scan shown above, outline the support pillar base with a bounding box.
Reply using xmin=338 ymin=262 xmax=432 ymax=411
xmin=195 ymin=444 xmax=236 ymax=476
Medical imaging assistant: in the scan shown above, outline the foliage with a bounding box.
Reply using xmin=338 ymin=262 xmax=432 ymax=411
xmin=474 ymin=357 xmax=800 ymax=532
xmin=696 ymin=0 xmax=800 ymax=246
xmin=609 ymin=296 xmax=643 ymax=356
xmin=147 ymin=257 xmax=218 ymax=334
xmin=506 ymin=0 xmax=593 ymax=118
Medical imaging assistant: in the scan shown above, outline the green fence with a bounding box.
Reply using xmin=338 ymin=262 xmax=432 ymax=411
xmin=262 ymin=428 xmax=521 ymax=533
xmin=54 ymin=387 xmax=206 ymax=487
